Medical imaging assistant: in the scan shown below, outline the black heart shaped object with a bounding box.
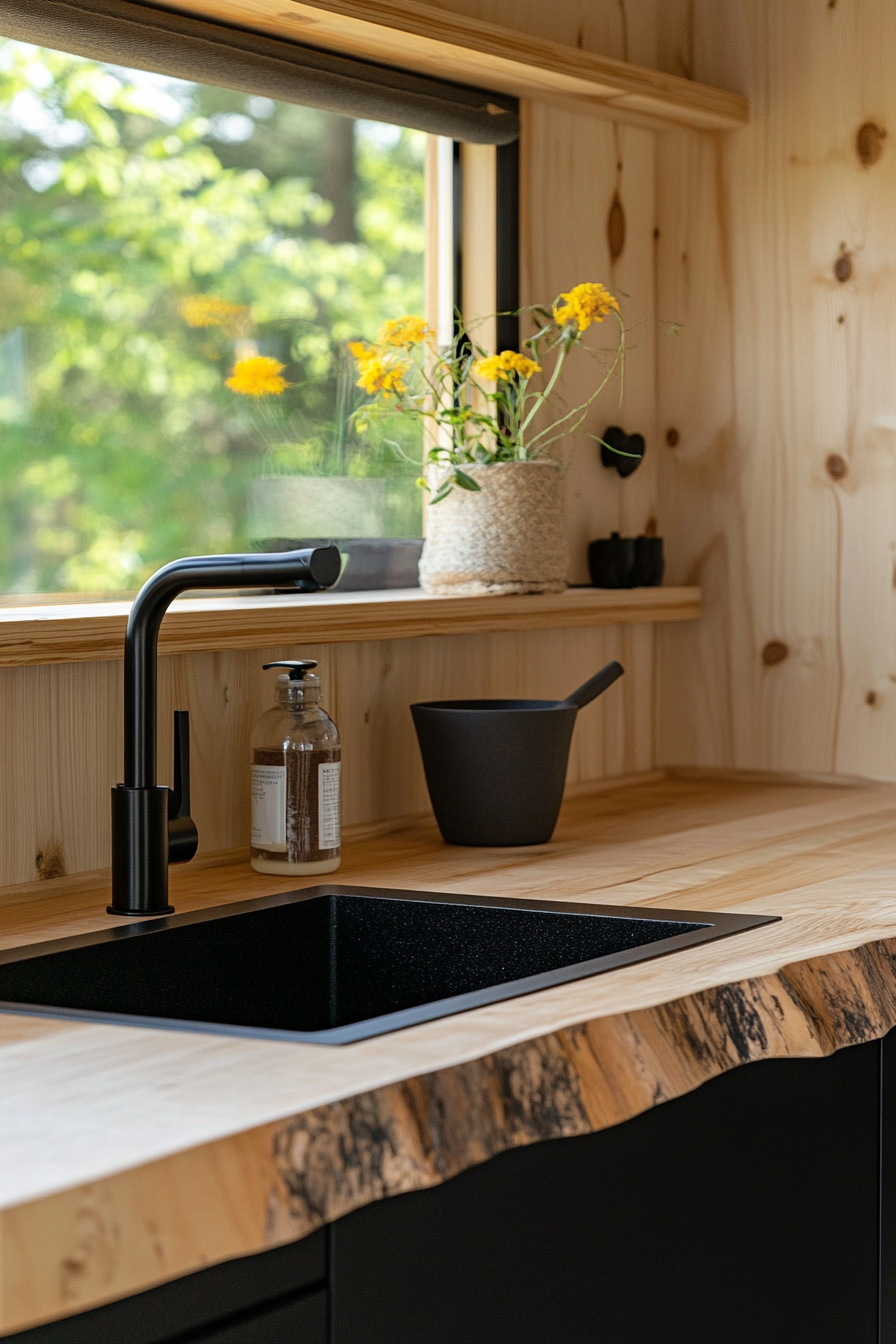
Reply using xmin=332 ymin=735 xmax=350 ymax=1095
xmin=600 ymin=425 xmax=645 ymax=478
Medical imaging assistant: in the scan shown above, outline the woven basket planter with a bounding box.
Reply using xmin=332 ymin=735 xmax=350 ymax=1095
xmin=419 ymin=459 xmax=568 ymax=596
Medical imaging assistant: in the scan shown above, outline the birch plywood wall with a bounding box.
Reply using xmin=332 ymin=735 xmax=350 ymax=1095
xmin=655 ymin=0 xmax=896 ymax=777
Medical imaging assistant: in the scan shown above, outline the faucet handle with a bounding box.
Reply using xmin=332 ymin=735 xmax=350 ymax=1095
xmin=168 ymin=710 xmax=199 ymax=864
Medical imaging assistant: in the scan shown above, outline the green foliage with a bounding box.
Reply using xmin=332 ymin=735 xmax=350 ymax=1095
xmin=0 ymin=41 xmax=424 ymax=594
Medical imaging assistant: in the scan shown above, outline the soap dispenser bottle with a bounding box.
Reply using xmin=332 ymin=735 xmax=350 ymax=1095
xmin=250 ymin=660 xmax=341 ymax=875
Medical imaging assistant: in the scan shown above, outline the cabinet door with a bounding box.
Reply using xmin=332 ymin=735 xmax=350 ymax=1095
xmin=193 ymin=1286 xmax=327 ymax=1343
xmin=331 ymin=1040 xmax=880 ymax=1344
xmin=7 ymin=1231 xmax=326 ymax=1344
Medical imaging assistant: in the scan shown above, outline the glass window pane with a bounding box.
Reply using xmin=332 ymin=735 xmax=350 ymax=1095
xmin=0 ymin=39 xmax=425 ymax=599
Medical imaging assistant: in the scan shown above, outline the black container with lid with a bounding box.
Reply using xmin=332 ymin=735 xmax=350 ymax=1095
xmin=588 ymin=532 xmax=665 ymax=588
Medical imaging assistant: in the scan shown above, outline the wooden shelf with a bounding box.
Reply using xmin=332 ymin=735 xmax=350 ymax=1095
xmin=0 ymin=585 xmax=700 ymax=667
xmin=171 ymin=0 xmax=749 ymax=131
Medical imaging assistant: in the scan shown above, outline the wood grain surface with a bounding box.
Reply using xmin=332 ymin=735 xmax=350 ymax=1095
xmin=654 ymin=0 xmax=896 ymax=782
xmin=167 ymin=0 xmax=748 ymax=130
xmin=522 ymin=102 xmax=659 ymax=584
xmin=0 ymin=621 xmax=657 ymax=888
xmin=3 ymin=774 xmax=896 ymax=1332
xmin=0 ymin=585 xmax=699 ymax=667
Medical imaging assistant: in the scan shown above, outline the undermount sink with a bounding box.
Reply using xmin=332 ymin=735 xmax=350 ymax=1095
xmin=0 ymin=887 xmax=778 ymax=1045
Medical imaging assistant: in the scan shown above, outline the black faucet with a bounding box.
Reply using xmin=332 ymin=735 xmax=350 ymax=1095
xmin=108 ymin=545 xmax=341 ymax=917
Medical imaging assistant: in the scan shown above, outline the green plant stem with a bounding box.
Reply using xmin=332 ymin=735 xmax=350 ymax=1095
xmin=526 ymin=318 xmax=625 ymax=452
xmin=518 ymin=341 xmax=569 ymax=453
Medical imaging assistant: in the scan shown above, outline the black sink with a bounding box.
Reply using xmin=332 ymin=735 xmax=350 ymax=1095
xmin=0 ymin=887 xmax=778 ymax=1045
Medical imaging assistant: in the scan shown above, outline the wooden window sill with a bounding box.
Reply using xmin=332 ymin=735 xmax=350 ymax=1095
xmin=0 ymin=586 xmax=701 ymax=667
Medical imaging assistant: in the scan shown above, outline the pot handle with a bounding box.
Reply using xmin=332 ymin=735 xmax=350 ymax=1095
xmin=562 ymin=660 xmax=624 ymax=711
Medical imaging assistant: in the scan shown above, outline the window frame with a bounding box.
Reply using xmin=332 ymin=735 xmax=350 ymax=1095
xmin=0 ymin=25 xmax=518 ymax=615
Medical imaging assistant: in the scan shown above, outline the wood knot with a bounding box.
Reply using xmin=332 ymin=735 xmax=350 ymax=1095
xmin=643 ymin=516 xmax=658 ymax=538
xmin=607 ymin=191 xmax=626 ymax=263
xmin=866 ymin=690 xmax=879 ymax=707
xmin=826 ymin=452 xmax=848 ymax=480
xmin=834 ymin=249 xmax=853 ymax=283
xmin=665 ymin=428 xmax=680 ymax=448
xmin=35 ymin=843 xmax=66 ymax=880
xmin=856 ymin=121 xmax=886 ymax=167
xmin=762 ymin=641 xmax=789 ymax=667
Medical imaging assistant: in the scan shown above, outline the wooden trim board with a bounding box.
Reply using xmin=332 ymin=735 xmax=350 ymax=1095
xmin=3 ymin=775 xmax=896 ymax=1330
xmin=164 ymin=0 xmax=749 ymax=130
xmin=0 ymin=585 xmax=701 ymax=666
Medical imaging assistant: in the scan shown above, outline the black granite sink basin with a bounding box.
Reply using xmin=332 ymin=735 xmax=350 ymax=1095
xmin=0 ymin=886 xmax=778 ymax=1045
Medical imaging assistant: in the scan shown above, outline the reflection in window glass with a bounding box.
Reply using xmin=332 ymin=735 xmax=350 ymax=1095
xmin=0 ymin=39 xmax=425 ymax=597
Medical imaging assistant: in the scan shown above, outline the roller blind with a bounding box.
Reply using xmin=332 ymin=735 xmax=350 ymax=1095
xmin=0 ymin=0 xmax=520 ymax=144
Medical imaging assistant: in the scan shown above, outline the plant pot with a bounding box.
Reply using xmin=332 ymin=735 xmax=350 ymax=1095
xmin=418 ymin=459 xmax=567 ymax=596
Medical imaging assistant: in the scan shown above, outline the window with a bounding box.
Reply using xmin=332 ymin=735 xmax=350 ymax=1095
xmin=0 ymin=37 xmax=430 ymax=598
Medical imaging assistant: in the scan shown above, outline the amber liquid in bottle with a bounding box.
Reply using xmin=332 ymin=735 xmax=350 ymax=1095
xmin=250 ymin=666 xmax=341 ymax=875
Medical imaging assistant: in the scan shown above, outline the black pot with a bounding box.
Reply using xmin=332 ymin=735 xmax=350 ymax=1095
xmin=410 ymin=661 xmax=626 ymax=848
xmin=411 ymin=700 xmax=577 ymax=846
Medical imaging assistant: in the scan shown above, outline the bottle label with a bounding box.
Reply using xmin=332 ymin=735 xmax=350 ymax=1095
xmin=251 ymin=764 xmax=286 ymax=850
xmin=318 ymin=761 xmax=341 ymax=851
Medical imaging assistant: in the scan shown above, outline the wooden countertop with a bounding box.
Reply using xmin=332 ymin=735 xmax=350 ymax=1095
xmin=4 ymin=772 xmax=896 ymax=1334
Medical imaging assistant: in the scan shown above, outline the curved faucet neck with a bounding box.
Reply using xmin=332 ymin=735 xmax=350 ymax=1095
xmin=122 ymin=547 xmax=340 ymax=788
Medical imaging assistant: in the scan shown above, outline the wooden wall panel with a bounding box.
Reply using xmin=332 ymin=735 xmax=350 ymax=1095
xmin=655 ymin=0 xmax=896 ymax=779
xmin=0 ymin=625 xmax=653 ymax=888
xmin=523 ymin=103 xmax=658 ymax=584
xmin=430 ymin=0 xmax=659 ymax=67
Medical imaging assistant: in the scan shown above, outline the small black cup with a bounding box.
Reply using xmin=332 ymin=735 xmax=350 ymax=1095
xmin=588 ymin=532 xmax=635 ymax=588
xmin=631 ymin=535 xmax=665 ymax=587
xmin=588 ymin=533 xmax=664 ymax=588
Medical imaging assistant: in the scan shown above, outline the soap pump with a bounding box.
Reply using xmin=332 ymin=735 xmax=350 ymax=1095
xmin=250 ymin=660 xmax=341 ymax=876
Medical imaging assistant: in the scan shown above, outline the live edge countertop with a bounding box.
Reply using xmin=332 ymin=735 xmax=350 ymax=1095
xmin=5 ymin=774 xmax=896 ymax=1334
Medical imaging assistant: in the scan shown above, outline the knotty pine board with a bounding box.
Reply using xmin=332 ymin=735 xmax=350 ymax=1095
xmin=522 ymin=103 xmax=659 ymax=584
xmin=4 ymin=775 xmax=896 ymax=1331
xmin=654 ymin=0 xmax=896 ymax=779
xmin=0 ymin=623 xmax=654 ymax=888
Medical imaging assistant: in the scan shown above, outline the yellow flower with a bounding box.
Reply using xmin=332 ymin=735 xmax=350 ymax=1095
xmin=180 ymin=295 xmax=249 ymax=331
xmin=376 ymin=315 xmax=431 ymax=347
xmin=552 ymin=282 xmax=619 ymax=331
xmin=348 ymin=340 xmax=374 ymax=363
xmin=474 ymin=350 xmax=541 ymax=381
xmin=355 ymin=354 xmax=410 ymax=397
xmin=226 ymin=355 xmax=289 ymax=397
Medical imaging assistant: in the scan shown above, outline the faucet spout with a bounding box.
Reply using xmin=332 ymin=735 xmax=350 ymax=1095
xmin=109 ymin=546 xmax=341 ymax=917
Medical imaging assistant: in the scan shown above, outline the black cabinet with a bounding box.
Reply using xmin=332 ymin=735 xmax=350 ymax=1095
xmin=11 ymin=1032 xmax=896 ymax=1343
xmin=9 ymin=1229 xmax=327 ymax=1343
xmin=332 ymin=1037 xmax=882 ymax=1343
xmin=192 ymin=1287 xmax=327 ymax=1342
